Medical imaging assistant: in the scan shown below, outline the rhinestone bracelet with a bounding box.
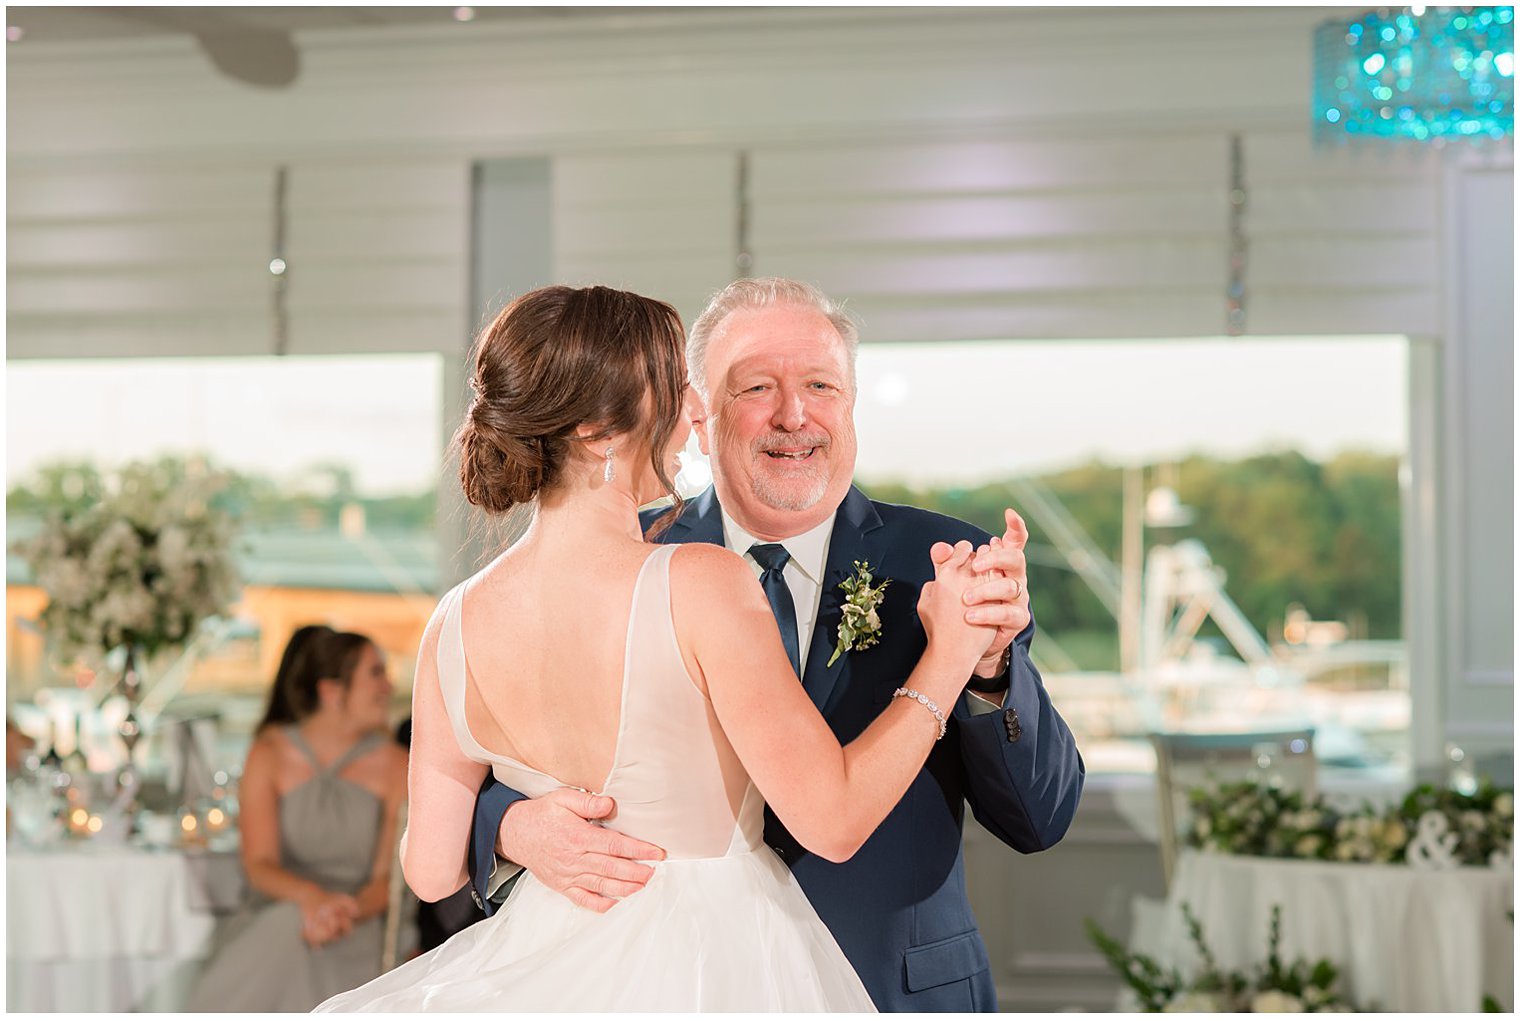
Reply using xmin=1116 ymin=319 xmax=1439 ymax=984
xmin=893 ymin=687 xmax=948 ymax=741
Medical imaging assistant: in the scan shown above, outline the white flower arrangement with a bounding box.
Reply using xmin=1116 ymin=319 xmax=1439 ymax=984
xmin=14 ymin=458 xmax=241 ymax=662
xmin=1186 ymin=780 xmax=1513 ymax=868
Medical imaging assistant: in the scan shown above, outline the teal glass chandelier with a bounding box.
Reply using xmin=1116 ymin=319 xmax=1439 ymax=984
xmin=1313 ymin=6 xmax=1514 ymax=142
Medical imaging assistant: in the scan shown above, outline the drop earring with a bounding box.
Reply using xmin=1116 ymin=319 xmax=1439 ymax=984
xmin=603 ymin=445 xmax=616 ymax=483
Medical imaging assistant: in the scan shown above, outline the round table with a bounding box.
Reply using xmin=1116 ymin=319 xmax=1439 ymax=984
xmin=7 ymin=842 xmax=242 ymax=1012
xmin=1146 ymin=849 xmax=1514 ymax=1011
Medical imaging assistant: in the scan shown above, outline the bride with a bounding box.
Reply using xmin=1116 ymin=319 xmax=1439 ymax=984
xmin=316 ymin=284 xmax=994 ymax=1012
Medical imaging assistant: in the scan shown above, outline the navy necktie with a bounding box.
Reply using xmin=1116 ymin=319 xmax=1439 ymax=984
xmin=749 ymin=543 xmax=801 ymax=678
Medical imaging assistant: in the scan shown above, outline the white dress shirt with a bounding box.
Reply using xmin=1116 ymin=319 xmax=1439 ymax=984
xmin=720 ymin=509 xmax=837 ymax=667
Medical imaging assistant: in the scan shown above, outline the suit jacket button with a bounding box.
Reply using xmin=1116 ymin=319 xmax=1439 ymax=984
xmin=1003 ymin=707 xmax=1022 ymax=743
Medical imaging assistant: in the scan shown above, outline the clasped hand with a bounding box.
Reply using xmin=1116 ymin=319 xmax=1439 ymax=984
xmin=299 ymin=888 xmax=361 ymax=947
xmin=964 ymin=508 xmax=1032 ymax=673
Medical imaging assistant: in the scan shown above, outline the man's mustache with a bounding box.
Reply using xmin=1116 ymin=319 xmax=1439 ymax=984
xmin=753 ymin=433 xmax=831 ymax=454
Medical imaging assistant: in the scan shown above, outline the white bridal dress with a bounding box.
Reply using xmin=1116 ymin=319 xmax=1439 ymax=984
xmin=316 ymin=544 xmax=876 ymax=1012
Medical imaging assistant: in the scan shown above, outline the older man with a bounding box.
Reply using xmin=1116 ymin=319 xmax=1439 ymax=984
xmin=469 ymin=278 xmax=1083 ymax=1011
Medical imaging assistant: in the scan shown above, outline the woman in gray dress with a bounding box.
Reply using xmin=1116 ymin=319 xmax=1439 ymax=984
xmin=188 ymin=629 xmax=408 ymax=1012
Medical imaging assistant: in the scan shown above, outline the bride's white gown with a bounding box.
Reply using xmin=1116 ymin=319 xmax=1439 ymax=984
xmin=316 ymin=544 xmax=876 ymax=1011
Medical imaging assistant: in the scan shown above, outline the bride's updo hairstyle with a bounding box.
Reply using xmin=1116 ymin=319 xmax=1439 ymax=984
xmin=456 ymin=284 xmax=688 ymax=527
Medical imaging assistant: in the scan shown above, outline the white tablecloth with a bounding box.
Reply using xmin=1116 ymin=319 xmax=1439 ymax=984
xmin=7 ymin=844 xmax=240 ymax=1012
xmin=1147 ymin=849 xmax=1514 ymax=1012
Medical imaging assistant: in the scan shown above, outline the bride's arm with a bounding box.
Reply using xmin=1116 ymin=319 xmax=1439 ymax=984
xmin=672 ymin=541 xmax=991 ymax=863
xmin=400 ymin=609 xmax=490 ymax=902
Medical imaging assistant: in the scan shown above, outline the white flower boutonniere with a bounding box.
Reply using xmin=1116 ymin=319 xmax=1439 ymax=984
xmin=827 ymin=560 xmax=890 ymax=667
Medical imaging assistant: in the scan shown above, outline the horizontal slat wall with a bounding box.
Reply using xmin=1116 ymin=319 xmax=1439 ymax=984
xmin=551 ymin=151 xmax=737 ymax=327
xmin=7 ymin=156 xmax=471 ymax=358
xmin=281 ymin=159 xmax=469 ymax=354
xmin=749 ymin=135 xmax=1231 ymax=341
xmin=7 ymin=163 xmax=273 ymax=357
xmin=746 ymin=130 xmax=1445 ymax=342
xmin=1245 ymin=130 xmax=1444 ymax=336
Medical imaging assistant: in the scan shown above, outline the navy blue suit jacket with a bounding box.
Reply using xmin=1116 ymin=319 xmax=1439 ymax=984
xmin=470 ymin=485 xmax=1084 ymax=1011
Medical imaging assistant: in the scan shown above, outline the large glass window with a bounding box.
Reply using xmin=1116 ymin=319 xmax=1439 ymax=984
xmin=848 ymin=337 xmax=1409 ymax=782
xmin=8 ymin=339 xmax=1412 ymax=785
xmin=6 ymin=355 xmax=444 ymax=759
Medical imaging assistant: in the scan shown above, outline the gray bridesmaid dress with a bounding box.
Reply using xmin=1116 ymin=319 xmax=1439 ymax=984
xmin=187 ymin=727 xmax=390 ymax=1012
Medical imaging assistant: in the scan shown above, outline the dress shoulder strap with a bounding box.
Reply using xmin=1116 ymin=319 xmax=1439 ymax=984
xmin=283 ymin=724 xmax=322 ymax=770
xmin=284 ymin=725 xmax=385 ymax=776
xmin=435 ymin=581 xmax=489 ymax=761
xmin=326 ymin=731 xmax=387 ymax=775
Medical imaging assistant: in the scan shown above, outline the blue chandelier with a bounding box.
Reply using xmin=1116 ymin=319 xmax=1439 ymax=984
xmin=1313 ymin=6 xmax=1514 ymax=142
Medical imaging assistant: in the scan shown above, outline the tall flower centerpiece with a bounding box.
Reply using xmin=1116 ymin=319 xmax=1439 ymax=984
xmin=15 ymin=457 xmax=241 ymax=819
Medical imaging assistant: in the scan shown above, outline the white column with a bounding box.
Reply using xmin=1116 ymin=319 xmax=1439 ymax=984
xmin=1433 ymin=157 xmax=1515 ymax=780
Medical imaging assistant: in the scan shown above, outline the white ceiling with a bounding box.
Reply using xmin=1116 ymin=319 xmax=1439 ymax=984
xmin=2 ymin=6 xmax=736 ymax=43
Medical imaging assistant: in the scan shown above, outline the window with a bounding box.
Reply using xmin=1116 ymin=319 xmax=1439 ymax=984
xmin=6 ymin=355 xmax=444 ymax=758
xmin=848 ymin=336 xmax=1410 ymax=782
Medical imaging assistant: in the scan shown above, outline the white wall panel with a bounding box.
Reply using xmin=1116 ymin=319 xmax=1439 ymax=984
xmin=6 ymin=159 xmax=272 ymax=358
xmin=282 ymin=157 xmax=469 ymax=355
xmin=6 ymin=155 xmax=471 ymax=358
xmin=753 ymin=191 xmax=1229 ymax=247
xmin=8 ymin=217 xmax=270 ymax=268
xmin=1442 ymin=165 xmax=1515 ymax=761
xmin=552 ymin=152 xmax=735 ymax=325
xmin=825 ymin=291 xmax=1228 ymax=344
xmin=748 ymin=135 xmax=1232 ymax=342
xmin=751 ymin=137 xmax=1228 ymax=195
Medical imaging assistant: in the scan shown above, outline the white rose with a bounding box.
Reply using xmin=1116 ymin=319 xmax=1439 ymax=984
xmin=1383 ymin=820 xmax=1409 ymax=849
xmin=1495 ymin=794 xmax=1513 ymax=819
xmin=866 ymin=607 xmax=881 ymax=631
xmin=1461 ymin=810 xmax=1486 ymax=830
xmin=1250 ymin=990 xmax=1306 ymax=1012
xmin=1163 ymin=992 xmax=1226 ymax=1012
xmin=1294 ymin=834 xmax=1322 ymax=857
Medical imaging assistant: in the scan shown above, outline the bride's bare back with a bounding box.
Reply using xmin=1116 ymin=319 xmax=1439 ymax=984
xmin=458 ymin=536 xmax=660 ymax=796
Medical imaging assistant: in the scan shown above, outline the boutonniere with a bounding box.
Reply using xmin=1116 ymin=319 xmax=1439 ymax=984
xmin=827 ymin=560 xmax=890 ymax=667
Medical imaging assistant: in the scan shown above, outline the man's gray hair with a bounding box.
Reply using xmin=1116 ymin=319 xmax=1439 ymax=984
xmin=686 ymin=277 xmax=859 ymax=398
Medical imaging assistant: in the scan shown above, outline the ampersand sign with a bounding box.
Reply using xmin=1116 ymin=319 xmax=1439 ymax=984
xmin=1405 ymin=811 xmax=1460 ymax=870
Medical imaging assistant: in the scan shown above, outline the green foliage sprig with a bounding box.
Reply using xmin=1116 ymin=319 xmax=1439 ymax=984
xmin=827 ymin=560 xmax=890 ymax=666
xmin=1087 ymin=904 xmax=1355 ymax=1012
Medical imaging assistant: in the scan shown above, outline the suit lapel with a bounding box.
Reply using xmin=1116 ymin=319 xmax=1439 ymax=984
xmin=664 ymin=485 xmax=884 ymax=717
xmin=655 ymin=486 xmax=726 ymax=547
xmin=801 ymin=486 xmax=885 ymax=715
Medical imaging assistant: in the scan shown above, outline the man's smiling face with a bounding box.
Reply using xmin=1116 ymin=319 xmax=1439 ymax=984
xmin=695 ymin=303 xmax=858 ymax=541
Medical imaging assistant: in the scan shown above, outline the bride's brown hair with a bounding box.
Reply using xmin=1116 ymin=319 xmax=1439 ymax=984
xmin=455 ymin=284 xmax=688 ymax=536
